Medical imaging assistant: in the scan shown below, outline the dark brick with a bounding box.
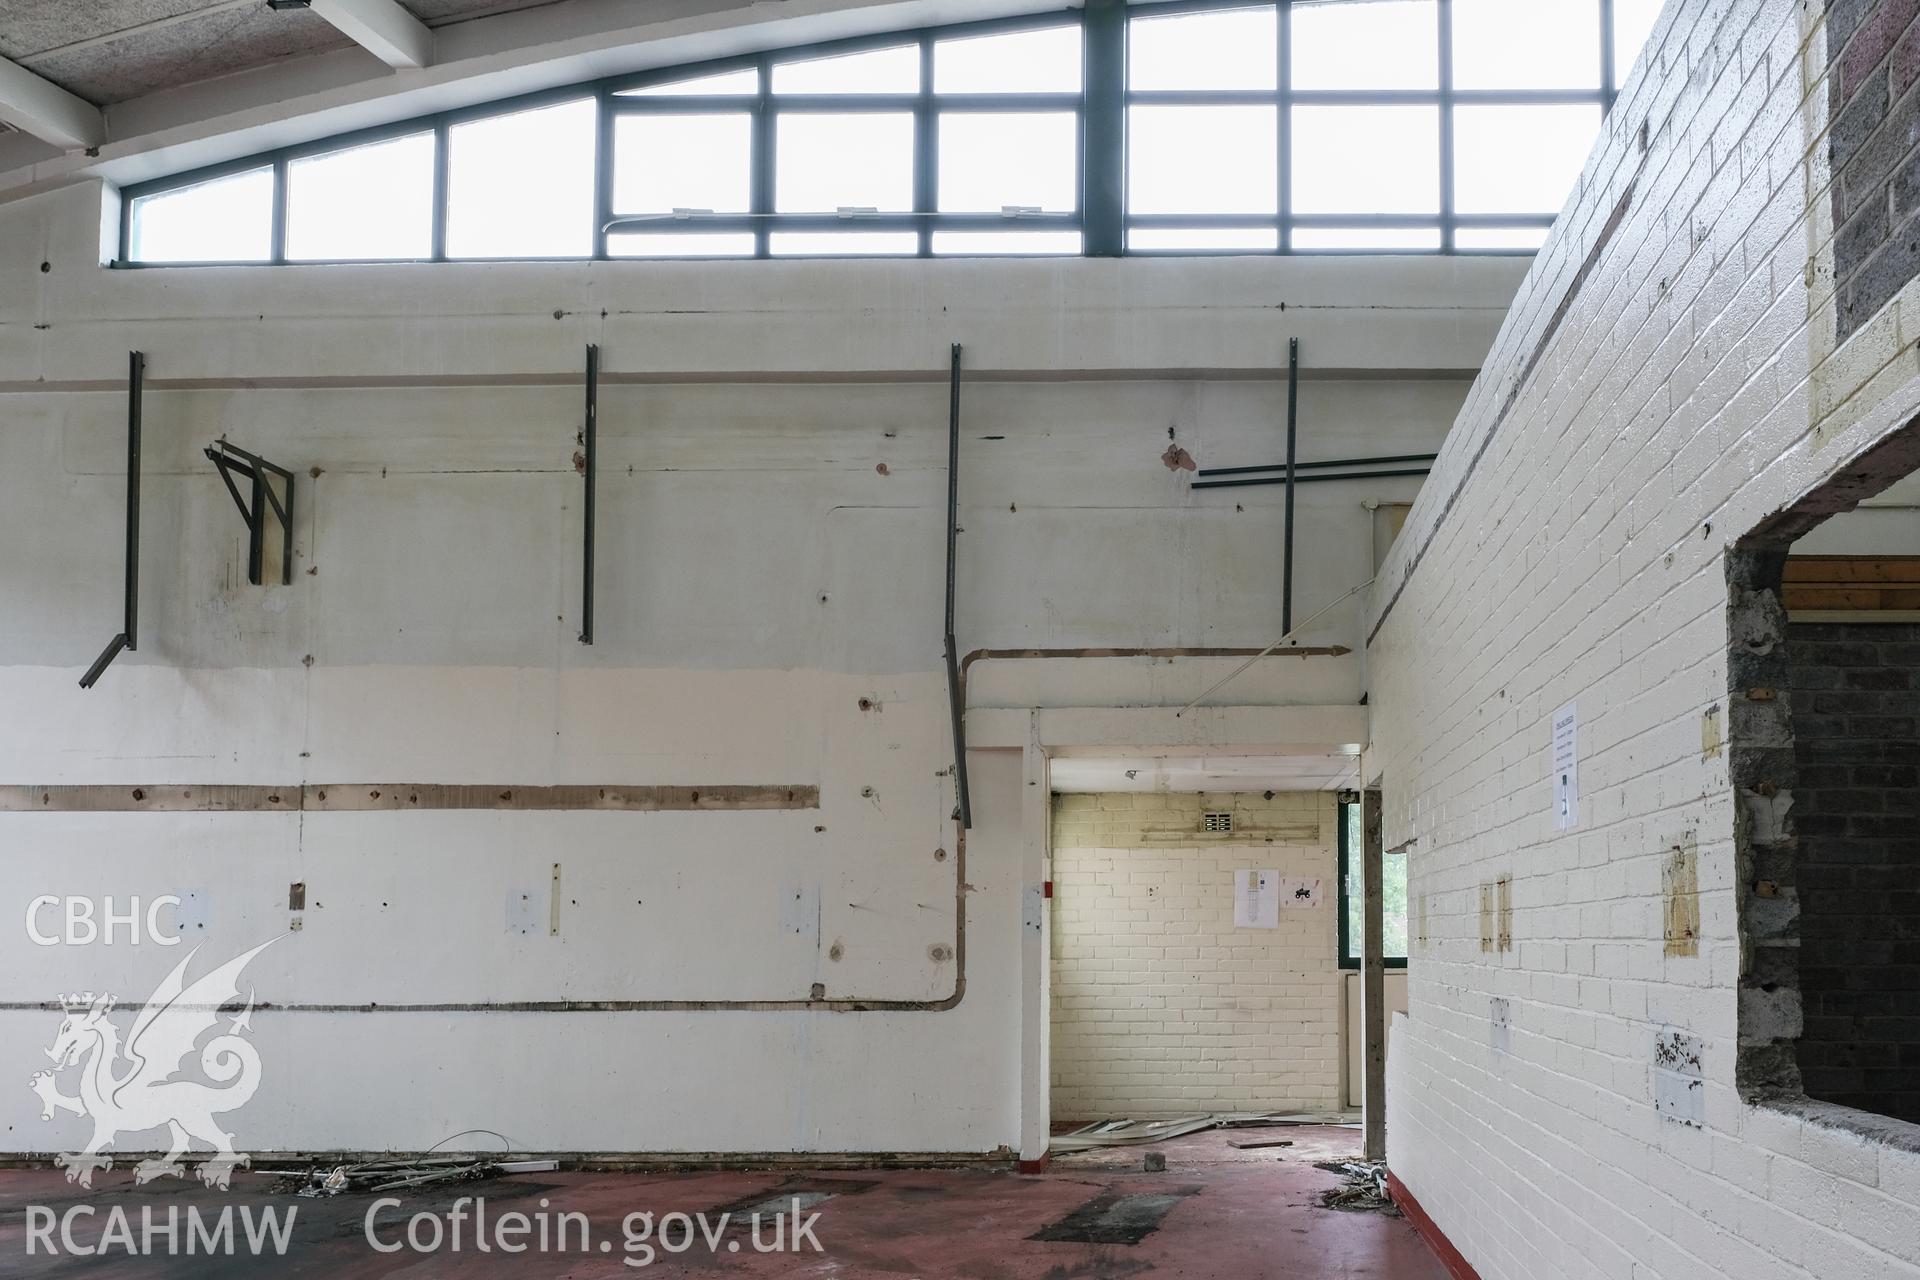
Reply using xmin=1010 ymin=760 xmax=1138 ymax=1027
xmin=1849 ymin=715 xmax=1919 ymax=735
xmin=1792 ymin=613 xmax=1920 ymax=1123
xmin=1847 ymin=665 xmax=1914 ymax=688
xmin=1814 ymin=688 xmax=1894 ymax=713
xmin=1833 ymin=65 xmax=1893 ymax=176
xmin=1831 ymin=0 xmax=1885 ymax=68
xmin=1898 ymin=19 xmax=1920 ymax=97
xmin=1842 ymin=0 xmax=1920 ymax=98
xmin=1806 ymin=640 xmax=1884 ymax=665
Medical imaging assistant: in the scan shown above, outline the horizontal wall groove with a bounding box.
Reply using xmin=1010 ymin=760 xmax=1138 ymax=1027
xmin=0 ymin=367 xmax=1483 ymax=394
xmin=0 ymin=782 xmax=818 ymax=812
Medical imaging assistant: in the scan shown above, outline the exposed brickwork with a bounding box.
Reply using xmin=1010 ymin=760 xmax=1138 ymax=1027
xmin=1829 ymin=0 xmax=1920 ymax=340
xmin=1365 ymin=0 xmax=1920 ymax=1273
xmin=1049 ymin=792 xmax=1339 ymax=1118
xmin=1789 ymin=620 xmax=1920 ymax=1124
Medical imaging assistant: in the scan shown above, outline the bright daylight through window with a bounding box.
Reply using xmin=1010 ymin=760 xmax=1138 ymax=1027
xmin=123 ymin=1 xmax=1663 ymax=266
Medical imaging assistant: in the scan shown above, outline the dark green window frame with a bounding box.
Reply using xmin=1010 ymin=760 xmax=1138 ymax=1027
xmin=1337 ymin=797 xmax=1408 ymax=970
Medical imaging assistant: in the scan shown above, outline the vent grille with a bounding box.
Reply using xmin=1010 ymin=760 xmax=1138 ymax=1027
xmin=1202 ymin=812 xmax=1232 ymax=833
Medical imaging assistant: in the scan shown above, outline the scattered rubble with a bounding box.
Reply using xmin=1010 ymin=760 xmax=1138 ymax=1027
xmin=1313 ymin=1160 xmax=1396 ymax=1214
xmin=1048 ymin=1113 xmax=1350 ymax=1155
xmin=264 ymin=1156 xmax=559 ymax=1197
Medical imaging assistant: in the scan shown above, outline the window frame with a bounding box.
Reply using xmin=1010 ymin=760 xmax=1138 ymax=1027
xmin=1337 ymin=798 xmax=1408 ymax=971
xmin=116 ymin=1 xmax=1642 ymax=267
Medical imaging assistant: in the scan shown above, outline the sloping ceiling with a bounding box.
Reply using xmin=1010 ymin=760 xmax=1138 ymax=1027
xmin=0 ymin=0 xmax=562 ymax=106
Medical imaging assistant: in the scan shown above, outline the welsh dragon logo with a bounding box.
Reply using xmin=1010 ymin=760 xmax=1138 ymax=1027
xmin=29 ymin=939 xmax=275 ymax=1189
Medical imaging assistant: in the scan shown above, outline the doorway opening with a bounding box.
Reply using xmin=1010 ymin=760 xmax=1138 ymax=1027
xmin=1044 ymin=755 xmax=1367 ymax=1125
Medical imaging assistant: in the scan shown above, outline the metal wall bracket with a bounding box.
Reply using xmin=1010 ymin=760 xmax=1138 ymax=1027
xmin=1282 ymin=336 xmax=1298 ymax=633
xmin=579 ymin=342 xmax=598 ymax=645
xmin=79 ymin=352 xmax=144 ymax=690
xmin=944 ymin=342 xmax=972 ymax=829
xmin=205 ymin=439 xmax=296 ymax=586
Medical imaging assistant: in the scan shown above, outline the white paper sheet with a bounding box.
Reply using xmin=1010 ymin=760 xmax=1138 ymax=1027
xmin=1234 ymin=869 xmax=1280 ymax=928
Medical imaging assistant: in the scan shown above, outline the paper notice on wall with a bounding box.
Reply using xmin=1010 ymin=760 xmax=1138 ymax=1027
xmin=1234 ymin=869 xmax=1280 ymax=929
xmin=1276 ymin=876 xmax=1323 ymax=909
xmin=1552 ymin=701 xmax=1579 ymax=830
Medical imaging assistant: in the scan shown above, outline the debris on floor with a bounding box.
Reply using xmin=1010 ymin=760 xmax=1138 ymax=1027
xmin=1143 ymin=1152 xmax=1167 ymax=1172
xmin=1049 ymin=1113 xmax=1352 ymax=1154
xmin=265 ymin=1155 xmax=558 ymax=1197
xmin=1313 ymin=1160 xmax=1397 ymax=1214
xmin=1227 ymin=1138 xmax=1294 ymax=1150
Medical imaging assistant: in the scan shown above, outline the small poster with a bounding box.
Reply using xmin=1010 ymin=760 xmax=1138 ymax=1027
xmin=1234 ymin=869 xmax=1279 ymax=929
xmin=1276 ymin=876 xmax=1323 ymax=909
xmin=1552 ymin=701 xmax=1579 ymax=830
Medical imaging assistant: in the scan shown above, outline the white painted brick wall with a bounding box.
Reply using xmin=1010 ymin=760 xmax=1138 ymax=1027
xmin=1368 ymin=0 xmax=1920 ymax=1277
xmin=1049 ymin=792 xmax=1341 ymax=1118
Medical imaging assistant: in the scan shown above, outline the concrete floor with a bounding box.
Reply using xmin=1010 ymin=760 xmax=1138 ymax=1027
xmin=0 ymin=1127 xmax=1447 ymax=1277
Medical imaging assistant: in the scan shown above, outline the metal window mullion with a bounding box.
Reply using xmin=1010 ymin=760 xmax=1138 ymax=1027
xmin=431 ymin=120 xmax=449 ymax=261
xmin=593 ymin=90 xmax=615 ymax=259
xmin=1083 ymin=0 xmax=1124 ymax=256
xmin=1278 ymin=0 xmax=1290 ymax=252
xmin=753 ymin=57 xmax=774 ymax=258
xmin=270 ymin=157 xmax=288 ymax=264
xmin=607 ymin=95 xmax=759 ymax=114
xmin=1438 ymin=0 xmax=1455 ymax=252
xmin=917 ymin=36 xmax=936 ymax=255
xmin=1600 ymin=0 xmax=1617 ymax=100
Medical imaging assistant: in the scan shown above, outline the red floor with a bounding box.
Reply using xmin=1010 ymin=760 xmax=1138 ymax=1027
xmin=0 ymin=1127 xmax=1448 ymax=1277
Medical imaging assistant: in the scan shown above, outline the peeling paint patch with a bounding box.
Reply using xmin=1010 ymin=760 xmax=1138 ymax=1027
xmin=1489 ymin=997 xmax=1511 ymax=1054
xmin=1653 ymin=1027 xmax=1705 ymax=1127
xmin=1663 ymin=836 xmax=1700 ymax=957
xmin=1495 ymin=875 xmax=1512 ymax=952
xmin=1700 ymin=705 xmax=1723 ymax=759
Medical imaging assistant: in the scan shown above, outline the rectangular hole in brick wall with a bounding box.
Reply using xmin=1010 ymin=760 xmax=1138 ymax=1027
xmin=1727 ymin=416 xmax=1920 ymax=1129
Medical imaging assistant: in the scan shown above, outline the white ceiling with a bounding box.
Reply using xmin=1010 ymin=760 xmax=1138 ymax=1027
xmin=1049 ymin=753 xmax=1359 ymax=794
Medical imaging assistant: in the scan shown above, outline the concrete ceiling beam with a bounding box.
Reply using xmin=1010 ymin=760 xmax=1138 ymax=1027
xmin=310 ymin=0 xmax=433 ymax=70
xmin=0 ymin=56 xmax=104 ymax=150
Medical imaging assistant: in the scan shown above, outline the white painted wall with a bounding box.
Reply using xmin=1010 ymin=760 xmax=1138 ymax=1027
xmin=1049 ymin=792 xmax=1340 ymax=1118
xmin=1343 ymin=970 xmax=1407 ymax=1110
xmin=0 ymin=176 xmax=1524 ymax=1155
xmin=1368 ymin=0 xmax=1920 ymax=1276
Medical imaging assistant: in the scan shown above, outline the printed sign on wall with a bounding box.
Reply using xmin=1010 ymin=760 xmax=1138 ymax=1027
xmin=1276 ymin=877 xmax=1323 ymax=909
xmin=1233 ymin=870 xmax=1279 ymax=929
xmin=1552 ymin=701 xmax=1579 ymax=830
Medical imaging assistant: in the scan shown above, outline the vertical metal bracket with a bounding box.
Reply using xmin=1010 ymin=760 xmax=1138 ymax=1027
xmin=1281 ymin=336 xmax=1299 ymax=635
xmin=80 ymin=351 xmax=144 ymax=690
xmin=944 ymin=342 xmax=972 ymax=829
xmin=204 ymin=439 xmax=296 ymax=587
xmin=580 ymin=342 xmax=599 ymax=645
